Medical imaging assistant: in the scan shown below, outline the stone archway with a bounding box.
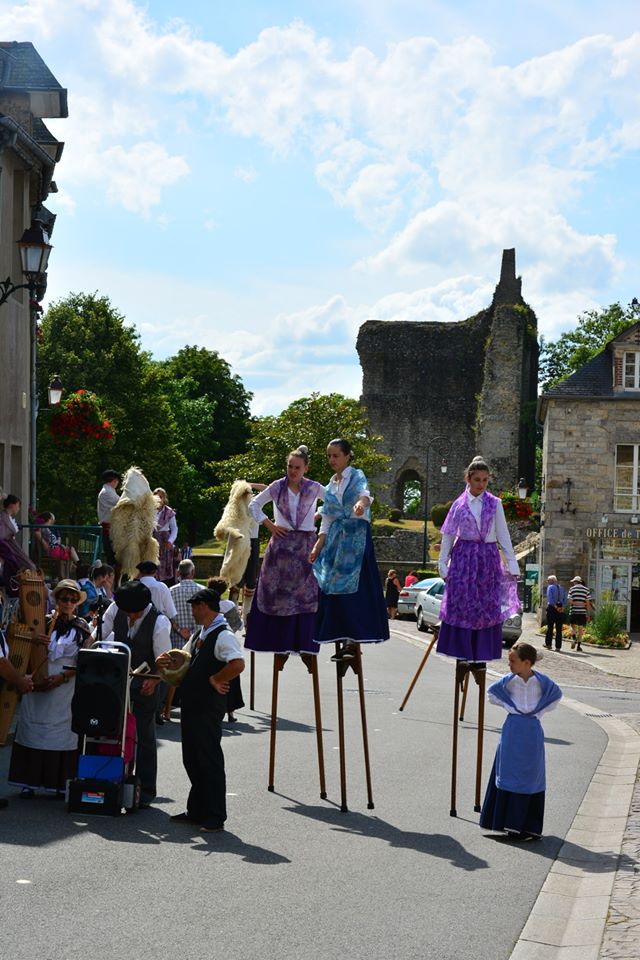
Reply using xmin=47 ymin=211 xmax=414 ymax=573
xmin=394 ymin=463 xmax=424 ymax=517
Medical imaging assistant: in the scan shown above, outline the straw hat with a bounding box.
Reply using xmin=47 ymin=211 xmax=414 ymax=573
xmin=52 ymin=579 xmax=87 ymax=605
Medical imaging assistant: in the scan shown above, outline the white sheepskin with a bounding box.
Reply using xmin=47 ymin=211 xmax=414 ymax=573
xmin=109 ymin=466 xmax=159 ymax=578
xmin=214 ymin=480 xmax=254 ymax=586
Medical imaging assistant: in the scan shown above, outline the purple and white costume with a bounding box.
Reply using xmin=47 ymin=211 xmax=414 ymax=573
xmin=436 ymin=488 xmax=520 ymax=662
xmin=244 ymin=477 xmax=325 ymax=655
xmin=154 ymin=504 xmax=178 ymax=582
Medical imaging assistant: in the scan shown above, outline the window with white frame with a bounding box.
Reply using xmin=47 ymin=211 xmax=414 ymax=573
xmin=624 ymin=352 xmax=640 ymax=390
xmin=615 ymin=444 xmax=640 ymax=512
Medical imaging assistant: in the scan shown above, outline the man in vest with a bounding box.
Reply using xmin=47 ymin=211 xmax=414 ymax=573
xmin=111 ymin=580 xmax=171 ymax=807
xmin=156 ymin=588 xmax=244 ymax=832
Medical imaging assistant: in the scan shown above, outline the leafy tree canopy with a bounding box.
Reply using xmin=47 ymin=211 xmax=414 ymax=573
xmin=539 ymin=300 xmax=640 ymax=392
xmin=207 ymin=392 xmax=390 ymax=518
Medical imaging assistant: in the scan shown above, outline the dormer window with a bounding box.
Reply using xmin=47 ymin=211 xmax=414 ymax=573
xmin=624 ymin=352 xmax=640 ymax=390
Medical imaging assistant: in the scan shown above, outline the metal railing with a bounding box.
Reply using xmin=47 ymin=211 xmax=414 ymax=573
xmin=18 ymin=524 xmax=103 ymax=579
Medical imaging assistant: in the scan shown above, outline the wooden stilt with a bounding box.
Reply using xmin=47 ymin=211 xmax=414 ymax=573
xmin=335 ymin=644 xmax=348 ymax=812
xmin=267 ymin=654 xmax=288 ymax=792
xmin=354 ymin=644 xmax=374 ymax=810
xmin=459 ymin=670 xmax=470 ymax=722
xmin=398 ymin=630 xmax=438 ymax=711
xmin=249 ymin=651 xmax=255 ymax=712
xmin=450 ymin=663 xmax=463 ymax=817
xmin=302 ymin=653 xmax=327 ymax=800
xmin=473 ymin=666 xmax=486 ymax=812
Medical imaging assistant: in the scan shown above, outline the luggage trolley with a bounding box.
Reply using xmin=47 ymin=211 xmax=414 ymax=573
xmin=67 ymin=640 xmax=142 ymax=816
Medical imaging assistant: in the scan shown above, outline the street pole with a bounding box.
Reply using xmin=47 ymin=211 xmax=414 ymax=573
xmin=29 ymin=286 xmax=38 ymax=511
xmin=421 ymin=436 xmax=451 ymax=569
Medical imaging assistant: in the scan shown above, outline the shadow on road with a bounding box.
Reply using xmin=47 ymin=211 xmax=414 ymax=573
xmin=483 ymin=832 xmax=635 ymax=871
xmin=284 ymin=800 xmax=490 ymax=872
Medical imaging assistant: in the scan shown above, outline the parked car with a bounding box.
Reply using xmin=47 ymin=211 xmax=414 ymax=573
xmin=413 ymin=577 xmax=522 ymax=645
xmin=397 ymin=577 xmax=439 ymax=619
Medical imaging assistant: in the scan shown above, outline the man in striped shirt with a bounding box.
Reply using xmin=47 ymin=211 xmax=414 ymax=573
xmin=568 ymin=576 xmax=591 ymax=651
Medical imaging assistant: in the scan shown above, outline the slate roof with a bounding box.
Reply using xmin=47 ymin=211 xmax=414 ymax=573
xmin=544 ymin=349 xmax=613 ymax=398
xmin=0 ymin=41 xmax=67 ymax=116
xmin=32 ymin=117 xmax=58 ymax=144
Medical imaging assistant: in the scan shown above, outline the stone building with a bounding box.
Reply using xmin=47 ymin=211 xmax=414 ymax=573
xmin=538 ymin=324 xmax=640 ymax=633
xmin=0 ymin=42 xmax=67 ymax=508
xmin=356 ymin=250 xmax=538 ymax=512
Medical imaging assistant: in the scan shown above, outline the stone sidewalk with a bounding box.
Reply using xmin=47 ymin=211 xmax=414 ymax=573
xmin=507 ymin=614 xmax=640 ymax=959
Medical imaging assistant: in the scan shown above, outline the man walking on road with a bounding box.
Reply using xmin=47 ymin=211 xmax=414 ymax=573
xmin=545 ymin=574 xmax=566 ymax=651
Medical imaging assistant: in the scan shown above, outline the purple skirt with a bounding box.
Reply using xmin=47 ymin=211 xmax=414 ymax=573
xmin=437 ymin=539 xmax=519 ymax=661
xmin=245 ymin=530 xmax=320 ymax=655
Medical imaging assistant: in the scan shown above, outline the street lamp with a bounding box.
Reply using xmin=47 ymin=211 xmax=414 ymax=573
xmin=0 ymin=218 xmax=53 ymax=510
xmin=422 ymin=436 xmax=451 ymax=568
xmin=47 ymin=375 xmax=64 ymax=406
xmin=517 ymin=478 xmax=528 ymax=500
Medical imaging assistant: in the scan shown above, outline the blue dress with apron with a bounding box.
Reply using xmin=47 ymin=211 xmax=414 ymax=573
xmin=313 ymin=468 xmax=389 ymax=645
xmin=480 ymin=671 xmax=562 ymax=836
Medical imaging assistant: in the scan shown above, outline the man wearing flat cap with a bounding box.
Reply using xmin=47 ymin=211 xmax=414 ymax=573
xmin=99 ymin=580 xmax=172 ymax=807
xmin=97 ymin=469 xmax=120 ymax=566
xmin=156 ymin=588 xmax=244 ymax=832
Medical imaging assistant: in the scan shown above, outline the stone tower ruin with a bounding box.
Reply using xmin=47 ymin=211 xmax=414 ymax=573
xmin=356 ymin=249 xmax=539 ymax=511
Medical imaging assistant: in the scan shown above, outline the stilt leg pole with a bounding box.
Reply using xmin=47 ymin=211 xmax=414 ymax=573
xmin=474 ymin=667 xmax=486 ymax=812
xmin=459 ymin=671 xmax=470 ymax=722
xmin=450 ymin=663 xmax=465 ymax=817
xmin=306 ymin=654 xmax=327 ymax=800
xmin=398 ymin=632 xmax=438 ymax=711
xmin=249 ymin=651 xmax=255 ymax=712
xmin=335 ymin=644 xmax=348 ymax=812
xmin=354 ymin=644 xmax=374 ymax=810
xmin=268 ymin=654 xmax=288 ymax=792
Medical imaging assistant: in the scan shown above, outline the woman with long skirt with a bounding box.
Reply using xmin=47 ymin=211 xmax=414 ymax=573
xmin=480 ymin=641 xmax=562 ymax=840
xmin=9 ymin=579 xmax=90 ymax=796
xmin=310 ymin=439 xmax=389 ymax=660
xmin=244 ymin=446 xmax=326 ymax=656
xmin=436 ymin=455 xmax=520 ymax=666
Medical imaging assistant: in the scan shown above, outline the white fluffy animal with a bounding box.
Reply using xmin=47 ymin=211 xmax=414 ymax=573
xmin=109 ymin=466 xmax=159 ymax=578
xmin=214 ymin=480 xmax=254 ymax=586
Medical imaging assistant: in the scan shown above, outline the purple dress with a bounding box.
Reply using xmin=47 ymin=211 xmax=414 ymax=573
xmin=154 ymin=505 xmax=176 ymax=582
xmin=245 ymin=477 xmax=324 ymax=655
xmin=436 ymin=490 xmax=519 ymax=661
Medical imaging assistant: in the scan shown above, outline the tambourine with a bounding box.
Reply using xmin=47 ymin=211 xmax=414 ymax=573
xmin=158 ymin=649 xmax=192 ymax=686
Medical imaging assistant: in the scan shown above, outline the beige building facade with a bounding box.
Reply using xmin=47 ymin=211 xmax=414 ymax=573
xmin=538 ymin=324 xmax=640 ymax=633
xmin=0 ymin=41 xmax=66 ymax=510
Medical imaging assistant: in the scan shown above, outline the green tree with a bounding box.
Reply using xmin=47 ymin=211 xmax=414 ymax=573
xmin=207 ymin=392 xmax=390 ymax=512
xmin=539 ymin=300 xmax=640 ymax=392
xmin=37 ymin=292 xmax=186 ymax=523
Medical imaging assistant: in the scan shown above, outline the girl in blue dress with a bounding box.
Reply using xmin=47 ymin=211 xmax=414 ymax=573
xmin=310 ymin=439 xmax=389 ymax=660
xmin=480 ymin=641 xmax=562 ymax=840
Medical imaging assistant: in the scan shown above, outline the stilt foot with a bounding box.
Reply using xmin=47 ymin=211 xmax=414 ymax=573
xmin=268 ymin=785 xmax=275 ymax=792
xmin=340 ymin=804 xmax=349 ymax=813
xmin=474 ymin=804 xmax=481 ymax=813
xmin=450 ymin=809 xmax=457 ymax=817
xmin=320 ymin=791 xmax=327 ymax=800
xmin=367 ymin=802 xmax=375 ymax=810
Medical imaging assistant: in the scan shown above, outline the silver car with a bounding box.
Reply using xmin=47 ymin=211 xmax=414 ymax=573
xmin=397 ymin=577 xmax=440 ymax=620
xmin=414 ymin=577 xmax=522 ymax=644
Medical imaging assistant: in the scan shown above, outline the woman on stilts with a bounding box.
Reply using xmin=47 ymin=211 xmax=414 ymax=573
xmin=437 ymin=456 xmax=520 ymax=667
xmin=310 ymin=439 xmax=389 ymax=659
xmin=244 ymin=445 xmax=326 ymax=657
xmin=480 ymin=641 xmax=562 ymax=840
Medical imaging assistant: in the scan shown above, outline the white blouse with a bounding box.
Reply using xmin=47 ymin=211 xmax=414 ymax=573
xmin=439 ymin=490 xmax=519 ymax=578
xmin=250 ymin=481 xmax=326 ymax=532
xmin=488 ymin=673 xmax=559 ymax=719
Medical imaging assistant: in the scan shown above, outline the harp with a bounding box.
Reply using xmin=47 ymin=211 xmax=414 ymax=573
xmin=17 ymin=569 xmax=50 ymax=683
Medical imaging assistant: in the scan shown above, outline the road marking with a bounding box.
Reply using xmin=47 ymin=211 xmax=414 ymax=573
xmin=16 ymin=879 xmax=32 ymax=884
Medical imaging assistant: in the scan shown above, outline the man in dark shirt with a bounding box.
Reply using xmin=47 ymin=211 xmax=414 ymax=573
xmin=545 ymin=575 xmax=566 ymax=651
xmin=157 ymin=588 xmax=244 ymax=832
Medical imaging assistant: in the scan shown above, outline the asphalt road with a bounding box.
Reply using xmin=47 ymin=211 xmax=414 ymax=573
xmin=0 ymin=624 xmax=610 ymax=960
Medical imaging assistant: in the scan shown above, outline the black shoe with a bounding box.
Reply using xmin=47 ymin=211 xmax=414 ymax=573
xmin=331 ymin=644 xmax=356 ymax=662
xmin=155 ymin=714 xmax=165 ymax=726
xmin=200 ymin=823 xmax=224 ymax=833
xmin=171 ymin=811 xmax=195 ymax=823
xmin=0 ymin=798 xmax=8 ymax=809
xmin=544 ymin=645 xmax=552 ymax=650
xmin=576 ymin=645 xmax=582 ymax=651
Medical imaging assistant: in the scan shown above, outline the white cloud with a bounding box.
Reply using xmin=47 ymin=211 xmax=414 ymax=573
xmin=234 ymin=165 xmax=258 ymax=183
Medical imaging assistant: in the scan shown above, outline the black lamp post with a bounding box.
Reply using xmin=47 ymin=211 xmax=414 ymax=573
xmin=422 ymin=436 xmax=451 ymax=568
xmin=0 ymin=219 xmax=53 ymax=509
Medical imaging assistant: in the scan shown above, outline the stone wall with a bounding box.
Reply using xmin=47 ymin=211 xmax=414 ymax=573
xmin=357 ymin=249 xmax=538 ymax=512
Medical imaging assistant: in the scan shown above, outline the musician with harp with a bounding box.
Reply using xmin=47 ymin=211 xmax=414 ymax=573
xmin=0 ymin=629 xmax=34 ymax=809
xmin=8 ymin=580 xmax=90 ymax=797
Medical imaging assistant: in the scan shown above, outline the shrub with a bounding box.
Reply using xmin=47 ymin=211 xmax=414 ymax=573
xmin=388 ymin=508 xmax=402 ymax=522
xmin=588 ymin=601 xmax=627 ymax=644
xmin=430 ymin=501 xmax=452 ymax=529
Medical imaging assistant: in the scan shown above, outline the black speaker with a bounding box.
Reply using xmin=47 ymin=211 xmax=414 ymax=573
xmin=72 ymin=648 xmax=129 ymax=737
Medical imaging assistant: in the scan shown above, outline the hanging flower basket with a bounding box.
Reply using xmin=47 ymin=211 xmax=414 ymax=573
xmin=500 ymin=492 xmax=533 ymax=524
xmin=49 ymin=389 xmax=115 ymax=447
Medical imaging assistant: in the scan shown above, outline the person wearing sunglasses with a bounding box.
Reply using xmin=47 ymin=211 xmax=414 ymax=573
xmin=9 ymin=579 xmax=90 ymax=797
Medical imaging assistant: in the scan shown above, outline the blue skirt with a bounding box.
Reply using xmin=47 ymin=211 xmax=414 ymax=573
xmin=245 ymin=607 xmax=320 ymax=655
xmin=480 ymin=757 xmax=545 ymax=836
xmin=437 ymin=623 xmax=503 ymax=661
xmin=315 ymin=526 xmax=389 ymax=645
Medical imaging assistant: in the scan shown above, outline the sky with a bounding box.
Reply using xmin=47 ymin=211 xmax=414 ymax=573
xmin=1 ymin=0 xmax=639 ymax=413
